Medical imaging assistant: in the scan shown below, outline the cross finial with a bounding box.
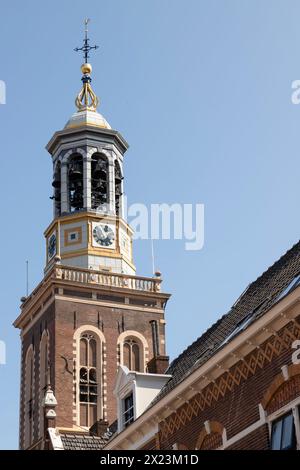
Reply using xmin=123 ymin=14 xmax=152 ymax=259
xmin=74 ymin=18 xmax=99 ymax=64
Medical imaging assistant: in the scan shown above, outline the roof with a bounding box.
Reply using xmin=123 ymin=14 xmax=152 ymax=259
xmin=59 ymin=432 xmax=109 ymax=450
xmin=152 ymin=238 xmax=300 ymax=405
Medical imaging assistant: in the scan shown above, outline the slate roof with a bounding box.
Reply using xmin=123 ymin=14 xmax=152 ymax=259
xmin=151 ymin=239 xmax=300 ymax=405
xmin=60 ymin=433 xmax=109 ymax=450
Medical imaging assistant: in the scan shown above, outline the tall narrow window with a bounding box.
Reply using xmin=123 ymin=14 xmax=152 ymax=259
xmin=25 ymin=348 xmax=34 ymax=448
xmin=271 ymin=412 xmax=296 ymax=450
xmin=68 ymin=154 xmax=83 ymax=212
xmin=91 ymin=154 xmax=108 ymax=211
xmin=79 ymin=333 xmax=99 ymax=428
xmin=52 ymin=161 xmax=61 ymax=216
xmin=114 ymin=160 xmax=122 ymax=216
xmin=123 ymin=393 xmax=134 ymax=428
xmin=123 ymin=339 xmax=141 ymax=372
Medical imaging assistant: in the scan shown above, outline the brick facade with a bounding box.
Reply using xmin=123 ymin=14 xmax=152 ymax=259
xmin=18 ymin=281 xmax=169 ymax=449
xmin=154 ymin=318 xmax=300 ymax=450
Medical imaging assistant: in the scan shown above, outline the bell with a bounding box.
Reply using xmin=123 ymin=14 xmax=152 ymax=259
xmin=93 ymin=160 xmax=107 ymax=179
xmin=52 ymin=179 xmax=61 ymax=188
xmin=70 ymin=190 xmax=83 ymax=208
xmin=93 ymin=168 xmax=106 ymax=179
xmin=69 ymin=162 xmax=83 ymax=179
xmin=94 ymin=182 xmax=106 ymax=192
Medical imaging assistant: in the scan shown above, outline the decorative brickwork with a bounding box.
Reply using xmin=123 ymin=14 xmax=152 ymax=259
xmin=160 ymin=320 xmax=300 ymax=442
xmin=195 ymin=421 xmax=224 ymax=449
xmin=266 ymin=375 xmax=300 ymax=415
xmin=200 ymin=433 xmax=223 ymax=450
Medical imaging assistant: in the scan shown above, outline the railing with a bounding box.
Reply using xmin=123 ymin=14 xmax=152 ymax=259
xmin=53 ymin=265 xmax=162 ymax=293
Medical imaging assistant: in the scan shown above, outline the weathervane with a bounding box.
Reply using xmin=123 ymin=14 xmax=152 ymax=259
xmin=74 ymin=19 xmax=100 ymax=112
xmin=74 ymin=18 xmax=99 ymax=64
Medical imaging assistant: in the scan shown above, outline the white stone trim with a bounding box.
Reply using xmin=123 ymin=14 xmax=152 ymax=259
xmin=117 ymin=330 xmax=149 ymax=373
xmin=73 ymin=325 xmax=106 ymax=426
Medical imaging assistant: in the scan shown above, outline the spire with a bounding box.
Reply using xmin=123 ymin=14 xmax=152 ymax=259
xmin=74 ymin=19 xmax=99 ymax=112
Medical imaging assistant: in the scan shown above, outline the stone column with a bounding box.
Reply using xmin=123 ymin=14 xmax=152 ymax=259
xmin=84 ymin=154 xmax=92 ymax=210
xmin=60 ymin=162 xmax=69 ymax=214
xmin=108 ymin=156 xmax=115 ymax=215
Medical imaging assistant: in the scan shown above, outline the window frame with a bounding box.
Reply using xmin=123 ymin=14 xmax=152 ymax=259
xmin=78 ymin=333 xmax=101 ymax=429
xmin=123 ymin=338 xmax=141 ymax=372
xmin=122 ymin=392 xmax=134 ymax=428
xmin=271 ymin=412 xmax=296 ymax=450
xmin=267 ymin=397 xmax=300 ymax=450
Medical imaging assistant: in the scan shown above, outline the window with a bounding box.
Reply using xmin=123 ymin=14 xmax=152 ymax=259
xmin=91 ymin=154 xmax=108 ymax=210
xmin=115 ymin=161 xmax=122 ymax=215
xmin=123 ymin=393 xmax=134 ymax=428
xmin=123 ymin=339 xmax=141 ymax=372
xmin=219 ymin=299 xmax=268 ymax=348
xmin=276 ymin=274 xmax=300 ymax=303
xmin=79 ymin=333 xmax=98 ymax=428
xmin=52 ymin=161 xmax=61 ymax=216
xmin=68 ymin=154 xmax=83 ymax=212
xmin=271 ymin=412 xmax=296 ymax=450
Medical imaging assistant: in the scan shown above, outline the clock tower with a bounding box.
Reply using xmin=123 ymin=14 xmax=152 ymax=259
xmin=14 ymin=26 xmax=170 ymax=450
xmin=45 ymin=61 xmax=135 ymax=276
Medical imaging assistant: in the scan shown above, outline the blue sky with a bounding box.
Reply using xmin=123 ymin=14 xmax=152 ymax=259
xmin=1 ymin=0 xmax=300 ymax=449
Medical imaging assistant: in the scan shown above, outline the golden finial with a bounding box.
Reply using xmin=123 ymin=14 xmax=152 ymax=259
xmin=74 ymin=19 xmax=99 ymax=112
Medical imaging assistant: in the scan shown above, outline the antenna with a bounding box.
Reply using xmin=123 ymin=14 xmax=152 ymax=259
xmin=26 ymin=260 xmax=29 ymax=296
xmin=151 ymin=239 xmax=155 ymax=276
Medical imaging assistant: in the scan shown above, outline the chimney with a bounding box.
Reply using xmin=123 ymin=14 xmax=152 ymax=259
xmin=148 ymin=320 xmax=169 ymax=374
xmin=150 ymin=320 xmax=160 ymax=357
xmin=90 ymin=419 xmax=109 ymax=438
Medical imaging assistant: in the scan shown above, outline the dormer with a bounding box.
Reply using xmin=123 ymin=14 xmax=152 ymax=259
xmin=114 ymin=366 xmax=171 ymax=433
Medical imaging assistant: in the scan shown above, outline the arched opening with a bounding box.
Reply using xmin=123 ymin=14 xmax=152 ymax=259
xmin=123 ymin=338 xmax=142 ymax=372
xmin=195 ymin=421 xmax=224 ymax=450
xmin=114 ymin=160 xmax=123 ymax=216
xmin=79 ymin=333 xmax=100 ymax=428
xmin=68 ymin=154 xmax=83 ymax=212
xmin=91 ymin=153 xmax=109 ymax=211
xmin=51 ymin=161 xmax=61 ymax=216
xmin=24 ymin=347 xmax=34 ymax=448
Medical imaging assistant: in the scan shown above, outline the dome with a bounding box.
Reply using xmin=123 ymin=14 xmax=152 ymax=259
xmin=65 ymin=109 xmax=111 ymax=130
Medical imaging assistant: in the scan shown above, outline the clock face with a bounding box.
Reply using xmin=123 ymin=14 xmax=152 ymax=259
xmin=48 ymin=233 xmax=57 ymax=259
xmin=93 ymin=224 xmax=115 ymax=248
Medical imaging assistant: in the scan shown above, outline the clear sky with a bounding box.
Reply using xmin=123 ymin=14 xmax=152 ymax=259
xmin=1 ymin=0 xmax=300 ymax=449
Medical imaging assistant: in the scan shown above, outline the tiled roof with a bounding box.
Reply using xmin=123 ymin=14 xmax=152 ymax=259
xmin=152 ymin=239 xmax=300 ymax=405
xmin=59 ymin=421 xmax=117 ymax=450
xmin=60 ymin=433 xmax=109 ymax=450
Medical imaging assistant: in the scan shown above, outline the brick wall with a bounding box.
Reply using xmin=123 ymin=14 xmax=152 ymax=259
xmin=19 ymin=292 xmax=166 ymax=448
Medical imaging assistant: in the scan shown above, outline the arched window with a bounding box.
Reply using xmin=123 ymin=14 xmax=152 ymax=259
xmin=195 ymin=421 xmax=224 ymax=450
xmin=52 ymin=161 xmax=61 ymax=216
xmin=24 ymin=347 xmax=34 ymax=448
xmin=123 ymin=338 xmax=141 ymax=372
xmin=39 ymin=332 xmax=49 ymax=437
xmin=68 ymin=154 xmax=83 ymax=212
xmin=114 ymin=160 xmax=122 ymax=216
xmin=91 ymin=153 xmax=109 ymax=211
xmin=79 ymin=333 xmax=99 ymax=428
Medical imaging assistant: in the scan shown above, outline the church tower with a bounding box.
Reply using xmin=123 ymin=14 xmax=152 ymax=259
xmin=14 ymin=25 xmax=170 ymax=450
